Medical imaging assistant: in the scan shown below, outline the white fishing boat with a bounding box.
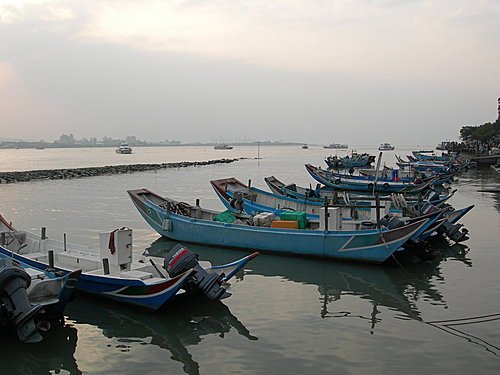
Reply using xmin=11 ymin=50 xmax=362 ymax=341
xmin=378 ymin=143 xmax=395 ymax=151
xmin=115 ymin=143 xmax=133 ymax=154
xmin=214 ymin=143 xmax=233 ymax=150
xmin=323 ymin=143 xmax=348 ymax=149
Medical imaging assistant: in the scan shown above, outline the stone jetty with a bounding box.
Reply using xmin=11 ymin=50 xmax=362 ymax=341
xmin=0 ymin=158 xmax=242 ymax=184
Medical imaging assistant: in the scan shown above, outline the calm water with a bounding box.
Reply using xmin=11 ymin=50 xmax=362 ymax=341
xmin=1 ymin=145 xmax=499 ymax=375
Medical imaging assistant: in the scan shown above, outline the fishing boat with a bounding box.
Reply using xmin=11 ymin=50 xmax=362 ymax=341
xmin=395 ymin=159 xmax=453 ymax=174
xmin=325 ymin=152 xmax=376 ymax=169
xmin=0 ymin=253 xmax=80 ymax=343
xmin=324 ymin=155 xmax=363 ymax=169
xmin=128 ymin=188 xmax=429 ymax=264
xmin=211 ymin=177 xmax=388 ymax=222
xmin=411 ymin=151 xmax=455 ymax=162
xmin=265 ymin=175 xmax=383 ymax=202
xmin=378 ymin=143 xmax=395 ymax=151
xmin=264 ymin=175 xmax=453 ymax=207
xmin=323 ymin=143 xmax=348 ymax=149
xmin=302 ymin=145 xmax=309 ymax=149
xmin=115 ymin=142 xmax=133 ymax=154
xmin=359 ymin=166 xmax=416 ymax=180
xmin=306 ymin=164 xmax=433 ymax=194
xmin=211 ymin=177 xmax=473 ymax=245
xmin=0 ymin=214 xmax=258 ymax=310
xmin=214 ymin=143 xmax=233 ymax=150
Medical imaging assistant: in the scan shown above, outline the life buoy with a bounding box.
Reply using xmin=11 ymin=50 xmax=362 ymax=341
xmin=334 ymin=179 xmax=341 ymax=185
xmin=383 ymin=183 xmax=390 ymax=189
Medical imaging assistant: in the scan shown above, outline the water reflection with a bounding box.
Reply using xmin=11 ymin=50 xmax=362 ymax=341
xmin=145 ymin=237 xmax=472 ymax=332
xmin=65 ymin=295 xmax=257 ymax=375
xmin=459 ymin=167 xmax=500 ymax=212
xmin=0 ymin=323 xmax=80 ymax=375
xmin=426 ymin=313 xmax=500 ymax=357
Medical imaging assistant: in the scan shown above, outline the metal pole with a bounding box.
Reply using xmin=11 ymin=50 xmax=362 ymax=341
xmin=373 ymin=151 xmax=383 ymax=196
xmin=41 ymin=227 xmax=46 ymax=240
xmin=48 ymin=250 xmax=54 ymax=269
xmin=324 ymin=197 xmax=329 ymax=230
xmin=63 ymin=233 xmax=67 ymax=251
xmin=0 ymin=232 xmax=5 ymax=246
xmin=103 ymin=258 xmax=110 ymax=275
xmin=375 ymin=194 xmax=381 ymax=227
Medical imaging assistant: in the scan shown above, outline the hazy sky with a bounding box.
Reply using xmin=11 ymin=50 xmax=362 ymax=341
xmin=0 ymin=0 xmax=499 ymax=145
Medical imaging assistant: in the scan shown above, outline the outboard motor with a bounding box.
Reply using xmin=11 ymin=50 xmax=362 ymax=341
xmin=379 ymin=215 xmax=408 ymax=230
xmin=0 ymin=259 xmax=43 ymax=343
xmin=164 ymin=245 xmax=227 ymax=301
xmin=440 ymin=222 xmax=469 ymax=243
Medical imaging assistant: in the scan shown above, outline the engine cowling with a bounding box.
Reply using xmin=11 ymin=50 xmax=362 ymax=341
xmin=164 ymin=245 xmax=227 ymax=301
xmin=0 ymin=258 xmax=43 ymax=343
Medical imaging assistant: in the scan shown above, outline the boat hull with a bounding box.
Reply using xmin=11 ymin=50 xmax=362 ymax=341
xmin=305 ymin=164 xmax=429 ymax=194
xmin=0 ymin=246 xmax=193 ymax=311
xmin=128 ymin=189 xmax=427 ymax=264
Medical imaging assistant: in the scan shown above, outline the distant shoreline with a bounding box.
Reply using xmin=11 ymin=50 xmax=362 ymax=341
xmin=0 ymin=142 xmax=306 ymax=150
xmin=0 ymin=158 xmax=242 ymax=184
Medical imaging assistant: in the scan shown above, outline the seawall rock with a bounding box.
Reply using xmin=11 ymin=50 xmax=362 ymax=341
xmin=0 ymin=158 xmax=242 ymax=184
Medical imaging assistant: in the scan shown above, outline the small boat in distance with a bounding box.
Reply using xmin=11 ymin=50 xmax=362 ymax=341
xmin=116 ymin=142 xmax=133 ymax=154
xmin=302 ymin=144 xmax=309 ymax=149
xmin=378 ymin=143 xmax=395 ymax=151
xmin=324 ymin=143 xmax=348 ymax=149
xmin=214 ymin=143 xmax=233 ymax=150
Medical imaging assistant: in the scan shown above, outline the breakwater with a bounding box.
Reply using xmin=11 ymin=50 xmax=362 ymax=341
xmin=0 ymin=158 xmax=242 ymax=184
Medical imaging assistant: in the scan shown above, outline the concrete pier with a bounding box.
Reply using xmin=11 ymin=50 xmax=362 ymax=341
xmin=0 ymin=158 xmax=242 ymax=184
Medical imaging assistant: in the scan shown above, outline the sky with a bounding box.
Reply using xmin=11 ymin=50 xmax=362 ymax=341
xmin=0 ymin=0 xmax=499 ymax=145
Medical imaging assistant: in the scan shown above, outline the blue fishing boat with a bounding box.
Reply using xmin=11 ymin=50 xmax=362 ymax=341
xmin=264 ymin=175 xmax=452 ymax=206
xmin=127 ymin=188 xmax=429 ymax=264
xmin=411 ymin=151 xmax=454 ymax=162
xmin=395 ymin=156 xmax=453 ymax=173
xmin=210 ymin=177 xmax=472 ymax=246
xmin=305 ymin=164 xmax=433 ymax=194
xmin=0 ymin=214 xmax=258 ymax=310
xmin=211 ymin=177 xmax=382 ymax=221
xmin=321 ymin=170 xmax=416 ymax=183
xmin=325 ymin=152 xmax=376 ymax=169
xmin=323 ymin=169 xmax=454 ymax=189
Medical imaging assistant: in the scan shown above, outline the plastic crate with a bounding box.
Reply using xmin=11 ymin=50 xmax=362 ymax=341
xmin=213 ymin=210 xmax=236 ymax=223
xmin=270 ymin=220 xmax=299 ymax=229
xmin=279 ymin=211 xmax=308 ymax=229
